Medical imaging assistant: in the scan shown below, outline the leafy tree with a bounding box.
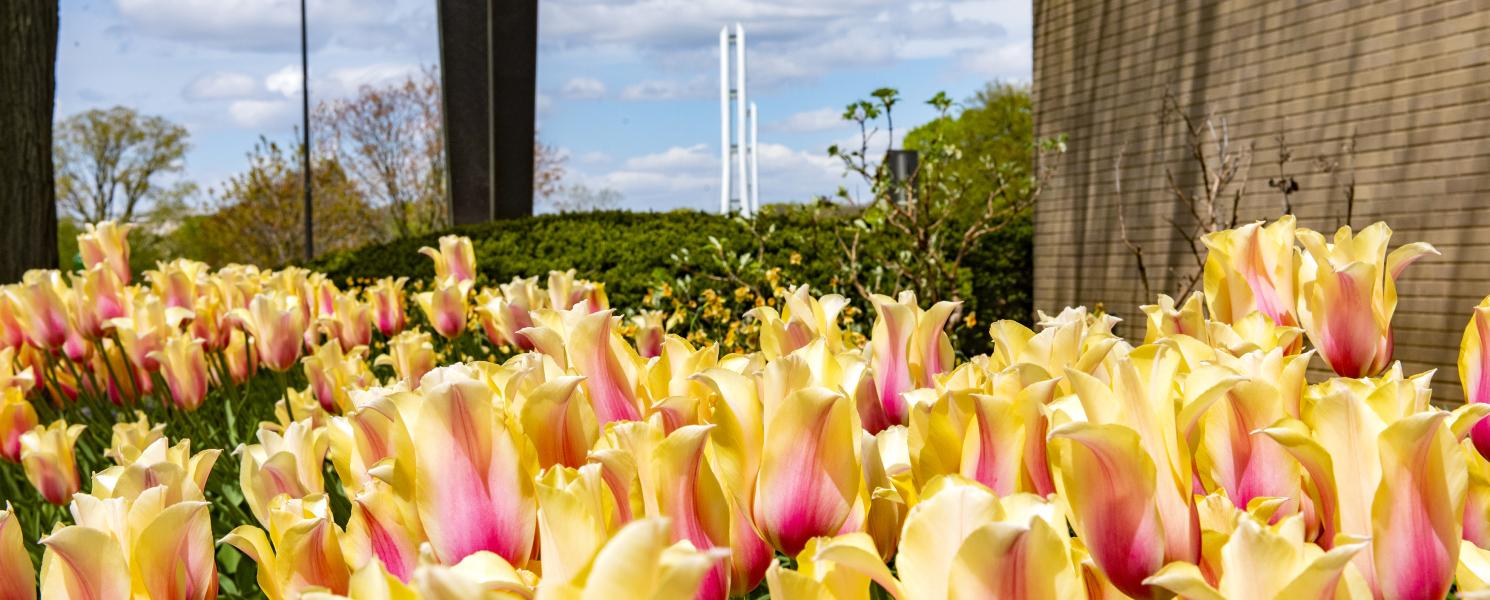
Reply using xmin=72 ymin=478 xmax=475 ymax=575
xmin=196 ymin=138 xmax=381 ymax=266
xmin=315 ymin=67 xmax=447 ymax=239
xmin=902 ymin=82 xmax=1035 ymax=214
xmin=821 ymin=83 xmax=1061 ymax=340
xmin=53 ymin=106 xmax=192 ymax=224
xmin=546 ymin=183 xmax=622 ymax=213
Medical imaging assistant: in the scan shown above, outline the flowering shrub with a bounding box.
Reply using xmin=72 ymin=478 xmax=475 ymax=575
xmin=2 ymin=215 xmax=1489 ymax=599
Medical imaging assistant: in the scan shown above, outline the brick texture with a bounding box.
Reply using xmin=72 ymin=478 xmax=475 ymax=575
xmin=1033 ymin=0 xmax=1490 ymax=403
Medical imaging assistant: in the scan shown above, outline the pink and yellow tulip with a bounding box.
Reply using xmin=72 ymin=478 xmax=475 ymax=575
xmin=152 ymin=334 xmax=211 ymax=410
xmin=374 ymin=329 xmax=437 ymax=387
xmin=753 ymin=386 xmax=860 ymax=555
xmin=20 ymin=419 xmax=85 ymax=505
xmin=365 ymin=276 xmax=408 ymax=337
xmin=78 ymin=220 xmax=133 ymax=285
xmin=1461 ymin=295 xmax=1490 ymax=458
xmin=0 ymin=503 xmax=34 ymax=600
xmin=232 ymin=292 xmax=308 ymax=372
xmin=415 ymin=276 xmax=472 ymax=340
xmin=1296 ymin=222 xmax=1436 ymax=378
xmin=420 ymin=235 xmax=477 ymax=284
xmin=0 ymin=388 xmax=37 ymax=462
xmin=867 ymin=292 xmax=958 ymax=430
xmin=411 ymin=365 xmax=536 ymax=566
xmin=1202 ymin=215 xmax=1300 ymax=327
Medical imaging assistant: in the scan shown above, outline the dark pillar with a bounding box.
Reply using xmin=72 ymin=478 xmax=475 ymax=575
xmin=488 ymin=0 xmax=537 ymax=220
xmin=437 ymin=0 xmax=493 ymax=225
xmin=0 ymin=0 xmax=60 ymax=281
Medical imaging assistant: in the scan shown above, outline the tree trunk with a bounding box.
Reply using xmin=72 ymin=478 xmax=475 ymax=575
xmin=0 ymin=1 xmax=60 ymax=281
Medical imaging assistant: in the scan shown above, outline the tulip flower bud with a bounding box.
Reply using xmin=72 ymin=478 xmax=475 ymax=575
xmin=20 ymin=419 xmax=85 ymax=505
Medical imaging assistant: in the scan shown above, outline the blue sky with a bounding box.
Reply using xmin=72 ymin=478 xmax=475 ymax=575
xmin=56 ymin=0 xmax=1031 ymax=212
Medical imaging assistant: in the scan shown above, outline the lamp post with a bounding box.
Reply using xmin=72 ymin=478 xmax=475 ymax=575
xmin=300 ymin=0 xmax=313 ymax=260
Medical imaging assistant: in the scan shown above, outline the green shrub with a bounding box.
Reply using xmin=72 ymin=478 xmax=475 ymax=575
xmin=306 ymin=205 xmax=1032 ymax=356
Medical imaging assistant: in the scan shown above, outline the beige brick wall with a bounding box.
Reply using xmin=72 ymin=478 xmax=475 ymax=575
xmin=1032 ymin=0 xmax=1490 ymax=403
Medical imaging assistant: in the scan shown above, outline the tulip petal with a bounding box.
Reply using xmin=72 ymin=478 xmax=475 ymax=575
xmin=753 ymin=387 xmax=860 ymax=555
xmin=40 ymin=525 xmax=130 ymax=600
xmin=0 ymin=504 xmax=35 ymax=600
xmin=415 ymin=375 xmax=535 ymax=566
xmin=1372 ymin=411 xmax=1465 ymax=600
xmin=133 ymin=501 xmax=218 ymax=600
xmin=1049 ymin=422 xmax=1165 ymax=599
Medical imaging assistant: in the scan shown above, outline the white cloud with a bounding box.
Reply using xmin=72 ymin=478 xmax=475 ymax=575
xmin=768 ymin=107 xmax=846 ymax=133
xmin=619 ymin=77 xmax=710 ymax=101
xmin=959 ymin=41 xmax=1033 ymax=81
xmin=183 ymin=71 xmax=258 ymax=101
xmin=322 ymin=63 xmax=420 ymax=96
xmin=623 ymin=144 xmax=716 ymax=170
xmin=264 ymin=62 xmax=418 ymax=100
xmin=228 ymin=99 xmax=294 ymax=129
xmin=265 ymin=65 xmax=302 ymax=98
xmin=538 ymin=0 xmax=1031 ymax=88
xmin=560 ymin=77 xmax=608 ymax=100
xmin=577 ymin=141 xmax=845 ymax=210
xmin=113 ymin=0 xmax=426 ymax=53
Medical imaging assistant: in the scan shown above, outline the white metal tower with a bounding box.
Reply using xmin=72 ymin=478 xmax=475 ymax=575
xmin=719 ymin=24 xmax=758 ymax=216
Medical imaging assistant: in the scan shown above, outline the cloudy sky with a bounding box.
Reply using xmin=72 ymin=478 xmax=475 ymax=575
xmin=56 ymin=0 xmax=1031 ymax=212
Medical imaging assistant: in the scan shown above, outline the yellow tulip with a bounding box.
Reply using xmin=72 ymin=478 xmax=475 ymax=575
xmin=237 ymin=419 xmax=328 ymax=526
xmin=20 ymin=419 xmax=85 ymax=505
xmin=866 ymin=292 xmax=958 ymax=430
xmin=1461 ymin=296 xmax=1490 ymax=458
xmin=1202 ymin=216 xmax=1299 ymax=327
xmin=78 ymin=220 xmax=133 ymax=285
xmin=547 ymin=518 xmax=727 ymax=600
xmin=343 ymin=481 xmax=424 ymax=582
xmin=548 ymin=268 xmax=608 ymax=312
xmin=222 ymin=494 xmax=352 ymax=600
xmin=72 ymin=265 xmax=127 ymax=341
xmin=92 ymin=436 xmax=218 ymax=505
xmin=0 ymin=387 xmax=38 ymax=462
xmin=151 ymin=334 xmax=211 ymax=410
xmin=750 ymin=285 xmax=849 ymax=360
xmin=0 ymin=503 xmax=35 ymax=600
xmin=1144 ymin=511 xmax=1367 ymax=600
xmin=316 ymin=291 xmax=373 ymax=351
xmin=1371 ymin=412 xmax=1465 ymax=600
xmin=303 ymin=341 xmax=375 ymax=414
xmin=375 ymin=329 xmax=438 ymax=388
xmin=564 ymin=310 xmax=647 ymax=424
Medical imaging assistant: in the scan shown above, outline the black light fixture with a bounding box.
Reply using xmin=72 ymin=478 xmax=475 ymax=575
xmin=300 ymin=0 xmax=313 ymax=260
xmin=884 ymin=149 xmax=918 ymax=204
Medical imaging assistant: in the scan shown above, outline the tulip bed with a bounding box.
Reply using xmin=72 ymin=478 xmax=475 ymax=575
xmin=4 ymin=215 xmax=1490 ymax=599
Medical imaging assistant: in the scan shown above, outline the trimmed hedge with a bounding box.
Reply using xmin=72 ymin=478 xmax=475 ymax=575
xmin=307 ymin=206 xmax=1032 ymax=355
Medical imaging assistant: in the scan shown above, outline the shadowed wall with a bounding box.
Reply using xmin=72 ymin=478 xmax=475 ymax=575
xmin=1033 ymin=0 xmax=1490 ymax=402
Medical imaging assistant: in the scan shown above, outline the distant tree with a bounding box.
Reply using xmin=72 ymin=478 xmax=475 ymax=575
xmin=199 ymin=138 xmax=380 ymax=266
xmin=535 ymin=140 xmax=566 ymax=204
xmin=902 ymin=82 xmax=1033 ymax=216
xmin=547 ymin=183 xmax=621 ymax=213
xmin=316 ymin=67 xmax=447 ymax=238
xmin=53 ymin=106 xmax=192 ymax=224
xmin=1 ymin=0 xmax=60 ymax=281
